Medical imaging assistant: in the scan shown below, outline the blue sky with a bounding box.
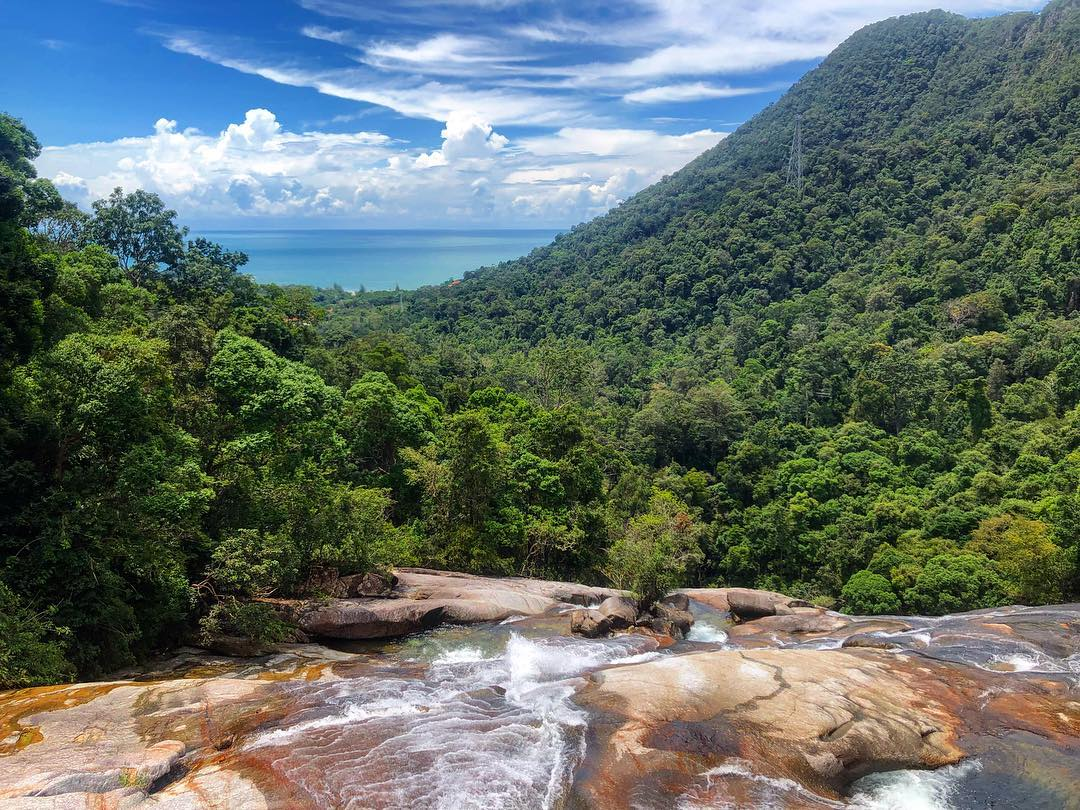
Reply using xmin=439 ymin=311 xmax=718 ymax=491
xmin=3 ymin=0 xmax=1042 ymax=228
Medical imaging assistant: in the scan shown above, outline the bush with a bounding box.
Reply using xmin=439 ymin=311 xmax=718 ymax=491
xmin=606 ymin=491 xmax=704 ymax=608
xmin=199 ymin=598 xmax=291 ymax=646
xmin=841 ymin=570 xmax=901 ymax=614
xmin=0 ymin=582 xmax=74 ymax=688
xmin=903 ymin=553 xmax=1008 ymax=615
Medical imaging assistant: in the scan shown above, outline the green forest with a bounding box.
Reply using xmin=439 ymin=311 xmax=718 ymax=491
xmin=2 ymin=0 xmax=1078 ymax=688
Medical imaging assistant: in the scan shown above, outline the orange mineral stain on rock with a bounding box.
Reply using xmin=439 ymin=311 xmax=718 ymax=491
xmin=0 ymin=681 xmax=129 ymax=756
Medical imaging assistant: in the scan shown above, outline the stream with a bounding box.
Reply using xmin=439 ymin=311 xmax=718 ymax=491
xmin=1 ymin=596 xmax=1077 ymax=809
xmin=213 ymin=606 xmax=1079 ymax=809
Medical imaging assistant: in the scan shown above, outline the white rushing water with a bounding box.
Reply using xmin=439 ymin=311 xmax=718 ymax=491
xmin=244 ymin=629 xmax=660 ymax=809
xmin=236 ymin=602 xmax=1077 ymax=808
xmin=848 ymin=761 xmax=982 ymax=810
xmin=676 ymin=758 xmax=980 ymax=810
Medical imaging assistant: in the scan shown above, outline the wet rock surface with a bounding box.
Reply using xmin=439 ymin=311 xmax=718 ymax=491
xmin=286 ymin=568 xmax=624 ymax=641
xmin=570 ymin=647 xmax=1078 ymax=809
xmin=0 ymin=579 xmax=1077 ymax=810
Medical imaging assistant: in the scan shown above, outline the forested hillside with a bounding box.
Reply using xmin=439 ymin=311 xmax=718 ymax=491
xmin=323 ymin=1 xmax=1080 ymax=610
xmin=2 ymin=0 xmax=1078 ymax=686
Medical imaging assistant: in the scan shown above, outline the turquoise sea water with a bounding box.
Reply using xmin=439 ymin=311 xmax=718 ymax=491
xmin=193 ymin=229 xmax=562 ymax=290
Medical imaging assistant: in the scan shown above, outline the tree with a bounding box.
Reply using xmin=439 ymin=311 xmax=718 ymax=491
xmin=841 ymin=570 xmax=901 ymax=614
xmin=89 ymin=188 xmax=186 ymax=286
xmin=688 ymin=381 xmax=745 ymax=466
xmin=0 ymin=113 xmax=41 ymax=220
xmin=606 ymin=491 xmax=704 ymax=608
xmin=7 ymin=332 xmax=211 ymax=674
xmin=903 ymin=553 xmax=1008 ymax=615
xmin=341 ymin=371 xmax=439 ymax=477
xmin=0 ymin=582 xmax=74 ymax=688
xmin=968 ymin=514 xmax=1072 ymax=605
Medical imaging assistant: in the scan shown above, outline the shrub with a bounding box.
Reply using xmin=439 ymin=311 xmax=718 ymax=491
xmin=0 ymin=583 xmax=74 ymax=688
xmin=902 ymin=553 xmax=1008 ymax=615
xmin=199 ymin=598 xmax=291 ymax=646
xmin=606 ymin=491 xmax=704 ymax=608
xmin=841 ymin=570 xmax=901 ymax=614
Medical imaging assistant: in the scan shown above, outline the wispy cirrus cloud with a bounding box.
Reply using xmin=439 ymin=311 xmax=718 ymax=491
xmin=624 ymin=82 xmax=787 ymax=104
xmin=151 ymin=0 xmax=1041 ymax=126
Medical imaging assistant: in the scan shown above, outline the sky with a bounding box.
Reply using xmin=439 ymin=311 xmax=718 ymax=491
xmin=2 ymin=0 xmax=1044 ymax=229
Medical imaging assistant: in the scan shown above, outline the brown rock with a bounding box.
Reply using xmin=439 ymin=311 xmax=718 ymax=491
xmin=727 ymin=611 xmax=851 ymax=639
xmin=570 ymin=647 xmax=1079 ymax=809
xmin=570 ymin=608 xmax=611 ymax=638
xmin=726 ymin=589 xmax=793 ymax=620
xmin=596 ymin=596 xmax=639 ymax=630
xmin=659 ymin=592 xmax=690 ymax=612
xmin=679 ymin=587 xmax=809 ymax=620
xmin=298 ymin=598 xmax=450 ymax=639
xmin=295 ymin=569 xmax=627 ymax=640
xmin=341 ymin=571 xmax=397 ymax=597
xmin=842 ymin=633 xmax=900 ymax=650
xmin=644 ymin=617 xmax=680 ymax=639
xmin=393 ymin=568 xmax=623 ymax=607
xmin=199 ymin=634 xmax=269 ymax=658
xmin=651 ymin=601 xmax=693 ymax=636
xmin=297 ymin=565 xmax=343 ymax=597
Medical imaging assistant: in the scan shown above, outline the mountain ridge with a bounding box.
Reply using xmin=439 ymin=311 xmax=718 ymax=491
xmin=349 ymin=0 xmax=1077 ymax=352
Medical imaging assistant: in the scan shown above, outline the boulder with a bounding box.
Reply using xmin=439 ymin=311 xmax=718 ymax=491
xmin=294 ymin=569 xmax=627 ymax=640
xmin=570 ymin=609 xmax=611 ymax=638
xmin=297 ymin=565 xmax=343 ymax=597
xmin=658 ymin=592 xmax=690 ymax=612
xmin=643 ymin=617 xmax=681 ymax=639
xmin=297 ymin=598 xmax=451 ymax=639
xmin=392 ymin=568 xmax=623 ymax=607
xmin=650 ymin=601 xmax=693 ymax=636
xmin=596 ymin=596 xmax=638 ymax=629
xmin=679 ymin=587 xmax=810 ymax=619
xmin=725 ymin=588 xmax=810 ymax=621
xmin=199 ymin=634 xmax=269 ymax=658
xmin=842 ymin=633 xmax=900 ymax=650
xmin=727 ymin=611 xmax=851 ymax=639
xmin=570 ymin=647 xmax=1080 ymax=809
xmin=340 ymin=571 xmax=396 ymax=597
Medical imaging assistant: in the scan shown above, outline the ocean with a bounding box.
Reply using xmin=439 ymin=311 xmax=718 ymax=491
xmin=192 ymin=229 xmax=562 ymax=291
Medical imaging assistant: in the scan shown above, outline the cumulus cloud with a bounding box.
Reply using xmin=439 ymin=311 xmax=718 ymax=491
xmin=416 ymin=112 xmax=509 ymax=168
xmin=36 ymin=109 xmax=726 ymax=226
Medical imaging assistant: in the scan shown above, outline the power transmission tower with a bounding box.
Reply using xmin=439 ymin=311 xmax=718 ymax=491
xmin=786 ymin=114 xmax=803 ymax=195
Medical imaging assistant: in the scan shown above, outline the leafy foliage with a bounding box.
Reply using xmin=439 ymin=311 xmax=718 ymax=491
xmin=606 ymin=492 xmax=705 ymax=608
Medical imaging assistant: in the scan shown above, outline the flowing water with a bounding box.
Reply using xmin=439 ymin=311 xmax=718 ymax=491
xmin=211 ymin=603 xmax=1078 ymax=809
xmin=238 ymin=624 xmax=661 ymax=809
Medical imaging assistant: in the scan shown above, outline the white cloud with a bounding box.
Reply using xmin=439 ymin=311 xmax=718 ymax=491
xmin=42 ymin=1 xmax=1040 ymax=227
xmin=624 ymin=81 xmax=783 ymax=104
xmin=415 ymin=111 xmax=509 ymax=167
xmin=151 ymin=0 xmax=1040 ymax=131
xmin=363 ymin=34 xmax=525 ymax=71
xmin=158 ymin=32 xmax=587 ymax=127
xmin=36 ymin=109 xmax=727 ymax=227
